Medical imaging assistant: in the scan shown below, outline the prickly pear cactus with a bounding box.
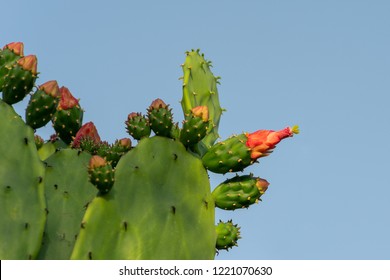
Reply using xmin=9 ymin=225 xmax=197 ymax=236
xmin=0 ymin=41 xmax=299 ymax=260
xmin=0 ymin=99 xmax=46 ymax=259
xmin=71 ymin=136 xmax=215 ymax=259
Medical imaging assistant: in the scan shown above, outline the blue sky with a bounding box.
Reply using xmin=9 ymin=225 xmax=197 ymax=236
xmin=3 ymin=0 xmax=390 ymax=259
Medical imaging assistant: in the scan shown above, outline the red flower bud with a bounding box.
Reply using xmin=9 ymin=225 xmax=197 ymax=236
xmin=39 ymin=80 xmax=60 ymax=98
xmin=127 ymin=112 xmax=140 ymax=119
xmin=88 ymin=155 xmax=107 ymax=169
xmin=3 ymin=42 xmax=24 ymax=56
xmin=17 ymin=55 xmax=37 ymax=74
xmin=58 ymin=86 xmax=79 ymax=110
xmin=149 ymin=98 xmax=167 ymax=110
xmin=72 ymin=122 xmax=101 ymax=148
xmin=246 ymin=125 xmax=299 ymax=160
xmin=256 ymin=178 xmax=269 ymax=194
xmin=118 ymin=138 xmax=131 ymax=149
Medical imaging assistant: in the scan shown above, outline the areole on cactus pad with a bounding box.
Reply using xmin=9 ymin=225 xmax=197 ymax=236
xmin=0 ymin=43 xmax=299 ymax=259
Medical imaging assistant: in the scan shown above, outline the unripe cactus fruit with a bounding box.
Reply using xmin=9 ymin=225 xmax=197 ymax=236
xmin=147 ymin=98 xmax=174 ymax=138
xmin=88 ymin=155 xmax=115 ymax=194
xmin=125 ymin=112 xmax=151 ymax=140
xmin=212 ymin=174 xmax=269 ymax=210
xmin=2 ymin=55 xmax=38 ymax=104
xmin=52 ymin=87 xmax=83 ymax=144
xmin=26 ymin=80 xmax=60 ymax=129
xmin=179 ymin=105 xmax=210 ymax=148
xmin=202 ymin=134 xmax=252 ymax=173
xmin=215 ymin=220 xmax=241 ymax=250
xmin=0 ymin=42 xmax=24 ymax=90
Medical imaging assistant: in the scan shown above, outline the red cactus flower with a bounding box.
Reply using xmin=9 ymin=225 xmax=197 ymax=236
xmin=72 ymin=122 xmax=101 ymax=148
xmin=246 ymin=125 xmax=299 ymax=159
xmin=58 ymin=86 xmax=79 ymax=110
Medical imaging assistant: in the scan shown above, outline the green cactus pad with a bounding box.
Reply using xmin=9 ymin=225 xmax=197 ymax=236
xmin=202 ymin=134 xmax=252 ymax=174
xmin=37 ymin=139 xmax=67 ymax=161
xmin=181 ymin=49 xmax=223 ymax=154
xmin=71 ymin=136 xmax=216 ymax=259
xmin=37 ymin=149 xmax=96 ymax=259
xmin=212 ymin=174 xmax=268 ymax=210
xmin=215 ymin=220 xmax=240 ymax=250
xmin=0 ymin=99 xmax=46 ymax=259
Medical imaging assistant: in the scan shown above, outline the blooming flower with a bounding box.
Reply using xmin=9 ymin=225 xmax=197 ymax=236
xmin=246 ymin=125 xmax=299 ymax=159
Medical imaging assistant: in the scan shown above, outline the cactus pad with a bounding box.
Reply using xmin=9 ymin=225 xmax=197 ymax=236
xmin=71 ymin=136 xmax=216 ymax=259
xmin=0 ymin=99 xmax=46 ymax=259
xmin=181 ymin=49 xmax=223 ymax=154
xmin=37 ymin=149 xmax=96 ymax=259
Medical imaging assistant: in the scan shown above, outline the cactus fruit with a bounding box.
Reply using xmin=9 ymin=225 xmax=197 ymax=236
xmin=52 ymin=86 xmax=83 ymax=144
xmin=181 ymin=49 xmax=223 ymax=155
xmin=2 ymin=55 xmax=38 ymax=104
xmin=37 ymin=149 xmax=96 ymax=259
xmin=26 ymin=80 xmax=60 ymax=129
xmin=147 ymin=98 xmax=174 ymax=138
xmin=71 ymin=136 xmax=216 ymax=259
xmin=202 ymin=126 xmax=299 ymax=174
xmin=215 ymin=220 xmax=241 ymax=251
xmin=125 ymin=112 xmax=151 ymax=140
xmin=212 ymin=174 xmax=269 ymax=210
xmin=202 ymin=134 xmax=252 ymax=174
xmin=0 ymin=99 xmax=46 ymax=259
xmin=179 ymin=105 xmax=210 ymax=149
xmin=87 ymin=155 xmax=115 ymax=194
xmin=0 ymin=42 xmax=24 ymax=91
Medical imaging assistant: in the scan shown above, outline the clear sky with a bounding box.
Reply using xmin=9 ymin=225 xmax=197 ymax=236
xmin=3 ymin=0 xmax=390 ymax=260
